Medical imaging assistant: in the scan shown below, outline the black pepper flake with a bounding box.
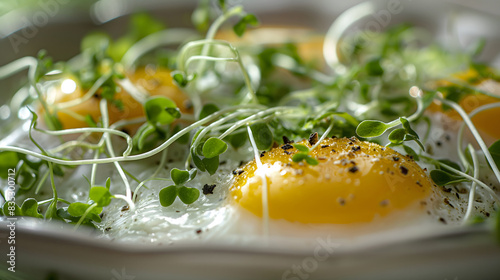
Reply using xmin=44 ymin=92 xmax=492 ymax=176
xmin=260 ymin=151 xmax=266 ymax=157
xmin=331 ymin=149 xmax=336 ymax=153
xmin=321 ymin=145 xmax=329 ymax=148
xmin=184 ymin=100 xmax=193 ymax=110
xmin=331 ymin=136 xmax=337 ymax=139
xmin=283 ymin=136 xmax=293 ymax=144
xmin=337 ymin=197 xmax=345 ymax=206
xmin=351 ymin=146 xmax=361 ymax=152
xmin=281 ymin=144 xmax=293 ymax=150
xmin=203 ymin=184 xmax=216 ymax=195
xmin=348 ymin=142 xmax=353 ymax=145
xmin=232 ymin=169 xmax=244 ymax=175
xmin=349 ymin=137 xmax=358 ymax=142
xmin=436 ymin=141 xmax=442 ymax=147
xmin=121 ymin=205 xmax=130 ymax=211
xmin=486 ymin=212 xmax=490 ymax=217
xmin=439 ymin=217 xmax=447 ymax=224
xmin=93 ymin=93 xmax=100 ymax=99
xmin=445 ymin=134 xmax=451 ymax=141
xmin=308 ymin=132 xmax=319 ymax=145
xmin=196 ymin=229 xmax=202 ymax=234
xmin=442 ymin=187 xmax=451 ymax=193
xmin=284 ymin=151 xmax=292 ymax=155
xmin=348 ymin=166 xmax=359 ymax=173
xmin=239 ymin=161 xmax=245 ymax=167
xmin=392 ymin=156 xmax=400 ymax=162
xmin=416 ymin=181 xmax=422 ymax=187
xmin=444 ymin=198 xmax=454 ymax=208
xmin=220 ymin=160 xmax=227 ymax=165
xmin=400 ymin=166 xmax=408 ymax=175
xmin=105 ymin=227 xmax=112 ymax=231
xmin=455 ymin=193 xmax=459 ymax=199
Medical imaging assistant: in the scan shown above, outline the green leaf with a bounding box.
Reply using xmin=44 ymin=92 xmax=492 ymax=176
xmin=489 ymin=140 xmax=500 ymax=168
xmin=228 ymin=131 xmax=247 ymax=149
xmin=144 ymin=96 xmax=179 ymax=125
xmin=171 ymin=168 xmax=190 ymax=185
xmin=159 ymin=185 xmax=177 ymax=207
xmin=199 ymin=103 xmax=219 ymax=120
xmin=172 ymin=72 xmax=188 ymax=87
xmin=294 ymin=144 xmax=310 ymax=152
xmin=67 ymin=202 xmax=102 ymax=218
xmin=44 ymin=200 xmax=59 ymax=220
xmin=18 ymin=168 xmax=37 ymax=190
xmin=388 ymin=128 xmax=405 ymax=144
xmin=20 ymin=198 xmax=43 ymax=218
xmin=438 ymin=159 xmax=462 ymax=172
xmin=430 ymin=170 xmax=468 ymax=186
xmin=0 ymin=152 xmax=18 ymax=178
xmin=365 ymin=58 xmax=384 ymax=76
xmin=356 ymin=120 xmax=389 ymax=138
xmin=400 ymin=117 xmax=419 ymax=138
xmin=192 ymin=150 xmax=206 ymax=172
xmin=89 ymin=186 xmax=113 ymax=207
xmin=203 ymin=155 xmax=219 ymax=175
xmin=105 ymin=177 xmax=111 ymax=189
xmin=3 ymin=201 xmax=22 ymax=217
xmin=403 ymin=134 xmax=425 ymax=150
xmin=178 ymin=187 xmax=200 ymax=205
xmin=165 ymin=107 xmax=181 ymax=119
xmin=84 ymin=114 xmax=98 ymax=127
xmin=305 ymin=157 xmax=319 ymax=166
xmin=250 ymin=123 xmax=273 ymax=150
xmin=233 ymin=14 xmax=259 ymax=37
xmin=188 ymin=169 xmax=198 ymax=181
xmin=192 ymin=0 xmax=211 ymax=32
xmin=133 ymin=122 xmax=156 ymax=150
xmin=202 ymin=137 xmax=228 ymax=159
xmin=292 ymin=153 xmax=308 ymax=162
xmin=403 ymin=145 xmax=420 ymax=161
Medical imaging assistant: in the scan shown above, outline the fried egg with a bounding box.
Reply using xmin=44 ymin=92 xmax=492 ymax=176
xmin=43 ymin=66 xmax=191 ymax=129
xmin=97 ymin=135 xmax=498 ymax=245
xmin=231 ymin=137 xmax=431 ymax=224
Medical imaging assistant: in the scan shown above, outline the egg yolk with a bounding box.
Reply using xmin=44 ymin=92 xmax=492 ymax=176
xmin=216 ymin=26 xmax=324 ymax=66
xmin=47 ymin=67 xmax=192 ymax=130
xmin=231 ymin=137 xmax=432 ymax=224
xmin=429 ymin=68 xmax=500 ymax=140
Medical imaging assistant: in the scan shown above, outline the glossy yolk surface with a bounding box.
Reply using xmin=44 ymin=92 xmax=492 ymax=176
xmin=48 ymin=67 xmax=192 ymax=130
xmin=429 ymin=68 xmax=500 ymax=139
xmin=231 ymin=137 xmax=432 ymax=224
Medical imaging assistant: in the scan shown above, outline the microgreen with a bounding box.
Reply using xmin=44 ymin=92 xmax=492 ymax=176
xmin=144 ymin=96 xmax=180 ymax=125
xmin=202 ymin=137 xmax=228 ymax=158
xmin=199 ymin=104 xmax=220 ymax=120
xmin=489 ymin=140 xmax=500 ymax=168
xmin=159 ymin=168 xmax=199 ymax=207
xmin=430 ymin=169 xmax=468 ymax=186
xmin=291 ymin=144 xmax=319 ymax=166
xmin=250 ymin=123 xmax=273 ymax=151
xmin=233 ymin=13 xmax=259 ymax=37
